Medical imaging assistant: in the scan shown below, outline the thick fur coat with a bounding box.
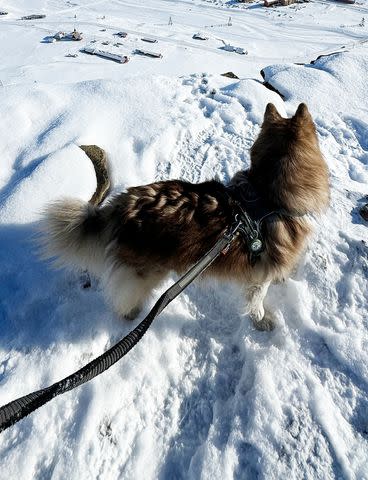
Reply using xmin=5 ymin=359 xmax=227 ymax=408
xmin=41 ymin=103 xmax=329 ymax=330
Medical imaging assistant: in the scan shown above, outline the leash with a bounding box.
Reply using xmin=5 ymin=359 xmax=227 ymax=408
xmin=0 ymin=217 xmax=244 ymax=434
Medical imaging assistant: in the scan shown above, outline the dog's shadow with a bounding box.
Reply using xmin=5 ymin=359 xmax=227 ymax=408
xmin=0 ymin=222 xmax=120 ymax=354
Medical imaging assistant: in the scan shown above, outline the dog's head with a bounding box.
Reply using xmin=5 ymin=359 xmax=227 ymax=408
xmin=249 ymin=103 xmax=329 ymax=215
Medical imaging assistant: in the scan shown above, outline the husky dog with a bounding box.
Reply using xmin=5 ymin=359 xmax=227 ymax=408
xmin=40 ymin=103 xmax=329 ymax=330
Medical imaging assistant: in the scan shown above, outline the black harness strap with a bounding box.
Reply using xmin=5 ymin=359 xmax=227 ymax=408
xmin=225 ymin=170 xmax=304 ymax=264
xmin=0 ymin=220 xmax=241 ymax=434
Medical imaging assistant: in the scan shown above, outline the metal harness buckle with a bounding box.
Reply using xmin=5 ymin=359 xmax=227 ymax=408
xmin=234 ymin=206 xmax=264 ymax=255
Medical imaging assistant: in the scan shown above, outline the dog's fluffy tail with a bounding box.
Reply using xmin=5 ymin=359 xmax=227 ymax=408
xmin=39 ymin=199 xmax=107 ymax=274
xmin=39 ymin=145 xmax=111 ymax=273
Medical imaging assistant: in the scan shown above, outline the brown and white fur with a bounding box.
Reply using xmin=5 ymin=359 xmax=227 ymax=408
xmin=40 ymin=103 xmax=329 ymax=330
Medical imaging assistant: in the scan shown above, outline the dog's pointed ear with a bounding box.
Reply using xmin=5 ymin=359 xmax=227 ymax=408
xmin=264 ymin=103 xmax=281 ymax=122
xmin=293 ymin=103 xmax=311 ymax=122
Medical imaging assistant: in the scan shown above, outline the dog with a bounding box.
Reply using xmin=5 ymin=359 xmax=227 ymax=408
xmin=40 ymin=103 xmax=329 ymax=331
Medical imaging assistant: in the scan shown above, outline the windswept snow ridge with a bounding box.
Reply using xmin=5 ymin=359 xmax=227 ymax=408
xmin=0 ymin=1 xmax=368 ymax=479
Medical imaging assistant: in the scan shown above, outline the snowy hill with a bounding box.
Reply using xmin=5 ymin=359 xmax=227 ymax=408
xmin=0 ymin=1 xmax=367 ymax=479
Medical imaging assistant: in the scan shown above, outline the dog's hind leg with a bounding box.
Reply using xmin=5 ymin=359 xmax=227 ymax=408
xmin=103 ymin=264 xmax=166 ymax=320
xmin=243 ymin=281 xmax=274 ymax=331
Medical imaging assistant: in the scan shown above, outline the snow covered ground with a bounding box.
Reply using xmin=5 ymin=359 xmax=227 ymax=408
xmin=0 ymin=0 xmax=367 ymax=479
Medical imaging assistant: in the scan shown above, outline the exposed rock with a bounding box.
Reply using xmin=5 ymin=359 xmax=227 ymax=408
xmin=360 ymin=204 xmax=368 ymax=222
xmin=221 ymin=72 xmax=239 ymax=79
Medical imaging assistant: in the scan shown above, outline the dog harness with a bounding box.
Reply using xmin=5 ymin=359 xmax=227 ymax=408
xmin=226 ymin=170 xmax=281 ymax=262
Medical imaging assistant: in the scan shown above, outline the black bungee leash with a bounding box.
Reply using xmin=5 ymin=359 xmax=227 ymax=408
xmin=0 ymin=216 xmax=248 ymax=434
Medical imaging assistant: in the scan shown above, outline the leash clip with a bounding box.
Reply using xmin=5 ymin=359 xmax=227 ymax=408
xmin=225 ymin=214 xmax=242 ymax=240
xmin=234 ymin=205 xmax=264 ymax=255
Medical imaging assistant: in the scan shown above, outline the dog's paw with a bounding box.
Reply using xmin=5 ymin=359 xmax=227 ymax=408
xmin=123 ymin=306 xmax=142 ymax=321
xmin=252 ymin=311 xmax=276 ymax=331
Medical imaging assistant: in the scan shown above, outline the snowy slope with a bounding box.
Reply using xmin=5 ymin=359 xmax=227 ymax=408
xmin=0 ymin=1 xmax=368 ymax=479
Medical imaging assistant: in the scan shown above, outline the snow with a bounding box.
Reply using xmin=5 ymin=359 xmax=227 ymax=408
xmin=0 ymin=1 xmax=368 ymax=479
xmin=262 ymin=48 xmax=368 ymax=116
